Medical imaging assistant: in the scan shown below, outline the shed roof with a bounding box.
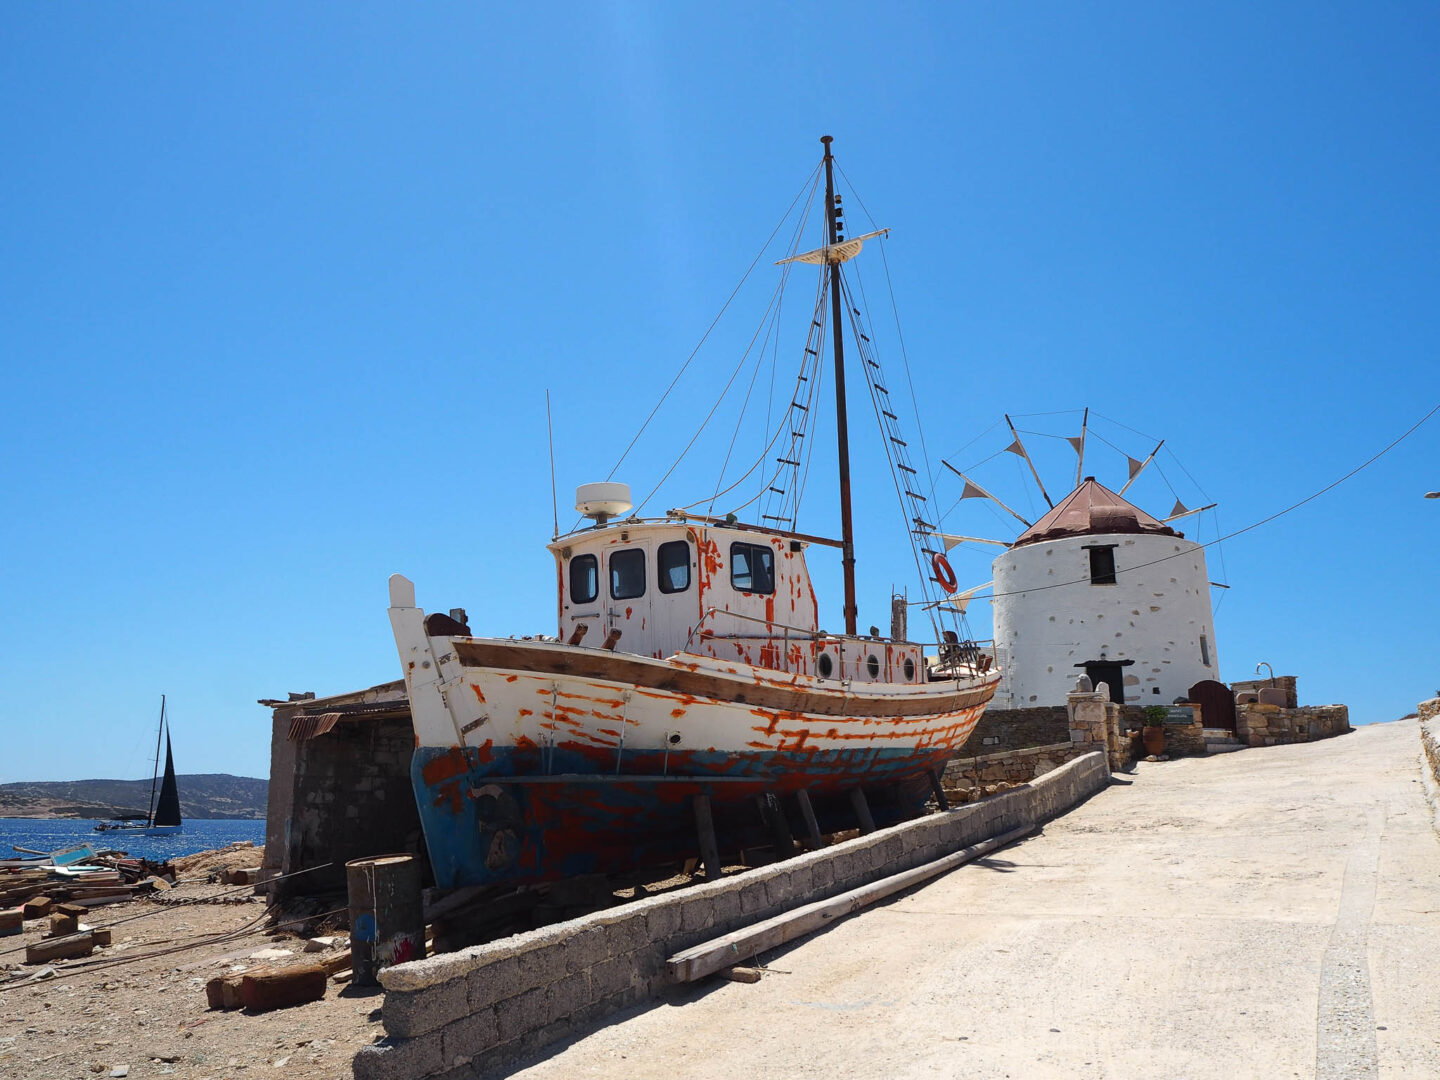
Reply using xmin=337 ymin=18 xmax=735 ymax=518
xmin=1012 ymin=478 xmax=1178 ymax=548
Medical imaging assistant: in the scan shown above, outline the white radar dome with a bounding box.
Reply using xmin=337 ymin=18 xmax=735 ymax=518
xmin=575 ymin=482 xmax=632 ymax=520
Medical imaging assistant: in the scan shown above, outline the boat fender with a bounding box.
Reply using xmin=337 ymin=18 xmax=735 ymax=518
xmin=932 ymin=553 xmax=958 ymax=594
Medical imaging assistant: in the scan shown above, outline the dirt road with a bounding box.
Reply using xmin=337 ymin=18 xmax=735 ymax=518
xmin=510 ymin=719 xmax=1440 ymax=1079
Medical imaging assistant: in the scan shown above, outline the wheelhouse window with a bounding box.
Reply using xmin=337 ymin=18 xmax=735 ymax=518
xmin=609 ymin=548 xmax=646 ymax=600
xmin=730 ymin=542 xmax=775 ymax=594
xmin=569 ymin=554 xmax=598 ymax=605
xmin=658 ymin=540 xmax=691 ymax=594
xmin=1087 ymin=545 xmax=1117 ymax=585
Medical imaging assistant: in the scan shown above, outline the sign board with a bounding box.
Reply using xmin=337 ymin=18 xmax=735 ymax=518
xmin=1163 ymin=706 xmax=1196 ymax=725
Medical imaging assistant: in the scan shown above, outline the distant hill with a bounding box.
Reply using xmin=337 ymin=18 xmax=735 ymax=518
xmin=0 ymin=774 xmax=267 ymax=820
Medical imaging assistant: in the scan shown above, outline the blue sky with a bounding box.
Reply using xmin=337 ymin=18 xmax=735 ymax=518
xmin=3 ymin=4 xmax=1437 ymax=782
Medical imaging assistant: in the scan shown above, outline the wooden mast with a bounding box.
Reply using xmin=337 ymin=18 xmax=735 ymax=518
xmin=822 ymin=135 xmax=859 ymax=636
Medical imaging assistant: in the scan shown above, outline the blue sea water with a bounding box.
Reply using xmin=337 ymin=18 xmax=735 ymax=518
xmin=0 ymin=817 xmax=265 ymax=862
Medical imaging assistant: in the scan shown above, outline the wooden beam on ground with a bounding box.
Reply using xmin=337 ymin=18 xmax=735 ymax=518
xmin=849 ymin=788 xmax=876 ymax=834
xmin=668 ymin=824 xmax=1035 ymax=983
xmin=692 ymin=794 xmax=721 ymax=881
xmin=795 ymin=789 xmax=824 ymax=850
xmin=26 ymin=930 xmax=95 ymax=964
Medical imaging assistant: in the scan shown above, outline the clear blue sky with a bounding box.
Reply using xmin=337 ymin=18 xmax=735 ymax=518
xmin=3 ymin=4 xmax=1438 ymax=782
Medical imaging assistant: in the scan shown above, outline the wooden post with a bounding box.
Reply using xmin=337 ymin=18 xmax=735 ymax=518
xmin=757 ymin=793 xmax=795 ymax=857
xmin=795 ymin=789 xmax=824 ymax=850
xmin=849 ymin=787 xmax=876 ymax=834
xmin=927 ymin=769 xmax=950 ymax=811
xmin=345 ymin=854 xmax=425 ymax=988
xmin=692 ymin=794 xmax=721 ymax=880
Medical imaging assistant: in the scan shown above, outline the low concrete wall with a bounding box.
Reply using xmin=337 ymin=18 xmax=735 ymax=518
xmin=1236 ymin=703 xmax=1350 ymax=747
xmin=941 ymin=741 xmax=1086 ymax=793
xmin=353 ymin=752 xmax=1110 ymax=1080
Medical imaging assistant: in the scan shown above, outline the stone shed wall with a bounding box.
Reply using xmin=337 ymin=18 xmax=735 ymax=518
xmin=1235 ymin=703 xmax=1350 ymax=747
xmin=965 ymin=706 xmax=1071 ymax=753
xmin=1230 ymin=676 xmax=1298 ymax=708
xmin=353 ymin=752 xmax=1111 ymax=1080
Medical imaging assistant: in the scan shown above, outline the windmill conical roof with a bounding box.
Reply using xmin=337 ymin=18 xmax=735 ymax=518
xmin=1011 ymin=478 xmax=1178 ymax=548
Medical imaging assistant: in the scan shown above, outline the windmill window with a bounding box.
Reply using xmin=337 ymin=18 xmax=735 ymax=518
xmin=569 ymin=554 xmax=598 ymax=605
xmin=609 ymin=549 xmax=646 ymax=600
xmin=1087 ymin=545 xmax=1117 ymax=585
xmin=1200 ymin=634 xmax=1210 ymax=667
xmin=730 ymin=542 xmax=775 ymax=594
xmin=658 ymin=540 xmax=691 ymax=594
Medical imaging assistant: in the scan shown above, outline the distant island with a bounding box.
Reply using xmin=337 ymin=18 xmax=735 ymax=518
xmin=0 ymin=774 xmax=267 ymax=820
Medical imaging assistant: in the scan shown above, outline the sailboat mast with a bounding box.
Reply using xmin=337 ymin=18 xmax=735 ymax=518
xmin=821 ymin=135 xmax=859 ymax=636
xmin=146 ymin=694 xmax=165 ymax=827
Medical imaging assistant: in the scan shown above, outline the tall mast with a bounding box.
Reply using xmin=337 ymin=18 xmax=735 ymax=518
xmin=146 ymin=694 xmax=165 ymax=826
xmin=822 ymin=135 xmax=859 ymax=636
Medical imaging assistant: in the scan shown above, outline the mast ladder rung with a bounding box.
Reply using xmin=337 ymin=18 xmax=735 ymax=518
xmin=874 ymin=383 xmax=889 ymax=394
xmin=867 ymin=358 xmax=880 ymax=369
xmin=860 ymin=333 xmax=870 ymax=342
xmin=768 ymin=486 xmax=786 ymax=495
xmin=882 ymin=409 xmax=898 ymax=420
xmin=791 ymin=431 xmax=805 ymax=439
xmin=762 ymin=515 xmax=793 ymax=524
xmin=890 ymin=436 xmax=907 ymax=447
xmin=904 ymin=489 xmax=926 ymax=501
xmin=920 ymin=547 xmax=942 ymax=558
xmin=776 ymin=457 xmax=800 ymax=466
xmin=812 ymin=320 xmax=822 ymax=328
xmin=897 ymin=463 xmax=917 ymax=474
xmin=805 ymin=348 xmax=818 ymax=356
xmin=851 ymin=307 xmax=862 ymax=317
xmin=913 ymin=516 xmax=936 ymax=531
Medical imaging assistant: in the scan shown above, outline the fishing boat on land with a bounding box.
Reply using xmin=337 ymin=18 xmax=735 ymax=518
xmin=389 ymin=137 xmax=999 ymax=889
xmin=95 ymin=695 xmax=183 ymax=835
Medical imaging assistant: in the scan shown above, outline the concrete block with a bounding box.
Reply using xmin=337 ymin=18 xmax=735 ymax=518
xmin=737 ymin=880 xmax=769 ymax=916
xmin=762 ymin=871 xmax=793 ymax=910
xmin=711 ymin=886 xmax=742 ymax=928
xmin=602 ymin=911 xmax=650 ymax=958
xmin=546 ymin=969 xmax=594 ymax=1023
xmin=643 ymin=897 xmax=682 ymax=942
xmin=438 ymin=1009 xmax=499 ymax=1070
xmin=786 ymin=863 xmax=814 ymax=900
xmin=881 ymin=836 xmax=904 ymax=867
xmin=515 ymin=942 xmax=568 ymax=986
xmin=810 ymin=857 xmax=834 ymax=892
xmin=560 ymin=925 xmax=607 ymax=974
xmin=353 ymin=1034 xmax=445 ymax=1080
xmin=521 ymin=1016 xmax=575 ymax=1059
xmin=678 ymin=895 xmax=714 ymax=934
xmin=467 ymin=954 xmax=522 ymax=1011
xmin=588 ymin=954 xmax=636 ymax=999
xmin=383 ymin=979 xmax=470 ymax=1038
xmin=495 ymin=985 xmax=549 ymax=1044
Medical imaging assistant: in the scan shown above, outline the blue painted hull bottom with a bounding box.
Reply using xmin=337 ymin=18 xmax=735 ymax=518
xmin=411 ymin=744 xmax=944 ymax=889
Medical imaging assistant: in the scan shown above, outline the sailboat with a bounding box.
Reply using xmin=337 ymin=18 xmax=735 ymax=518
xmin=95 ymin=695 xmax=183 ymax=835
xmin=388 ymin=137 xmax=999 ymax=889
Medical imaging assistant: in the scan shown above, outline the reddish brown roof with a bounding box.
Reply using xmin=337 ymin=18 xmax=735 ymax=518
xmin=1011 ymin=478 xmax=1178 ymax=548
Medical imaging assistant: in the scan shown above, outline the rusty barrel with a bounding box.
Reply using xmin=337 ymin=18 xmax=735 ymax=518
xmin=346 ymin=854 xmax=425 ymax=986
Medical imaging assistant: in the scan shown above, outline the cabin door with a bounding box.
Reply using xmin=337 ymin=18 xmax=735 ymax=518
xmin=602 ymin=540 xmax=653 ymax=657
xmin=1188 ymin=679 xmax=1236 ymax=731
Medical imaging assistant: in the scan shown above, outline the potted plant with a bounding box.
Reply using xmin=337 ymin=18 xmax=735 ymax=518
xmin=1141 ymin=705 xmax=1168 ymax=756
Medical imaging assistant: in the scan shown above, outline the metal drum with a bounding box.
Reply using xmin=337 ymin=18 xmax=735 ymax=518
xmin=346 ymin=854 xmax=425 ymax=986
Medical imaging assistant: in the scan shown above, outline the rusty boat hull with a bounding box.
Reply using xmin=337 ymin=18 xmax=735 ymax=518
xmin=397 ymin=631 xmax=999 ymax=889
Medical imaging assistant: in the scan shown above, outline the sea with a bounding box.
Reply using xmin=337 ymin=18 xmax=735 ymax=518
xmin=0 ymin=817 xmax=265 ymax=862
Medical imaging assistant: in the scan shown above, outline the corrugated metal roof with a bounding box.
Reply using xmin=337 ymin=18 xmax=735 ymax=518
xmin=1012 ymin=478 xmax=1178 ymax=548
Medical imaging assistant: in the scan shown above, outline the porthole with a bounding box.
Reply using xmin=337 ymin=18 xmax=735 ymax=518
xmin=866 ymin=654 xmax=880 ymax=678
xmin=903 ymin=657 xmax=916 ymax=681
xmin=817 ymin=652 xmax=834 ymax=679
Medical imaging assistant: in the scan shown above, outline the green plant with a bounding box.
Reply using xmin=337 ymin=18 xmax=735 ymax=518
xmin=1142 ymin=705 xmax=1169 ymax=727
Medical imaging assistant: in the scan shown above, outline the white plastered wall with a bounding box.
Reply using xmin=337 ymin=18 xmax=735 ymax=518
xmin=990 ymin=532 xmax=1219 ymax=707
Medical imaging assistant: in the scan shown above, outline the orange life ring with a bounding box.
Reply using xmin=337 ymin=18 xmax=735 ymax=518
xmin=932 ymin=552 xmax=958 ymax=594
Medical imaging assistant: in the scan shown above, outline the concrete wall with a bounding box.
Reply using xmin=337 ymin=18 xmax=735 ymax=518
xmin=941 ymin=741 xmax=1086 ymax=793
xmin=991 ymin=531 xmax=1219 ymax=708
xmin=1235 ymin=703 xmax=1349 ymax=747
xmin=353 ymin=752 xmax=1111 ymax=1080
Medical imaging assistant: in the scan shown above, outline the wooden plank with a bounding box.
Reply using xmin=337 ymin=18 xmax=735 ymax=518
xmin=240 ymin=964 xmax=327 ymax=1011
xmin=26 ymin=930 xmax=95 ymax=964
xmin=668 ymin=824 xmax=1035 ymax=982
xmin=849 ymin=788 xmax=876 ymax=834
xmin=795 ymin=789 xmax=824 ymax=850
xmin=692 ymin=794 xmax=721 ymax=881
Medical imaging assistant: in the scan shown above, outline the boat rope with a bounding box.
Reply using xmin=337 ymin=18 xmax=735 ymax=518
xmin=604 ymin=163 xmax=822 ymax=488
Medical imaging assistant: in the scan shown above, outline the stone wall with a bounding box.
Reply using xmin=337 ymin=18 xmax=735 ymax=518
xmin=1230 ymin=676 xmax=1298 ymax=708
xmin=1120 ymin=703 xmax=1206 ymax=757
xmin=1418 ymin=698 xmax=1440 ymax=723
xmin=353 ymin=753 xmax=1111 ymax=1080
xmin=940 ymin=742 xmax=1086 ymax=793
xmin=1235 ymin=703 xmax=1350 ymax=747
xmin=965 ymin=706 xmax=1071 ymax=753
xmin=1420 ymin=714 xmax=1440 ymax=834
xmin=1067 ymin=691 xmax=1133 ymax=772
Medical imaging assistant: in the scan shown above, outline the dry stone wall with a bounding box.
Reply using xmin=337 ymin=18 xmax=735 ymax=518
xmin=1235 ymin=703 xmax=1349 ymax=746
xmin=965 ymin=706 xmax=1071 ymax=753
xmin=353 ymin=753 xmax=1110 ymax=1080
xmin=940 ymin=742 xmax=1086 ymax=793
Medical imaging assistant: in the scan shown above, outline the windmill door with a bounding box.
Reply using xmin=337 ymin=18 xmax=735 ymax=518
xmin=1188 ymin=679 xmax=1236 ymax=731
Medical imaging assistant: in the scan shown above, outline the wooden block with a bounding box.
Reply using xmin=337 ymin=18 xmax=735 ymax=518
xmin=317 ymin=949 xmax=352 ymax=976
xmin=56 ymin=903 xmax=89 ymax=918
xmin=49 ymin=912 xmax=79 ymax=936
xmin=205 ymin=972 xmax=247 ymax=1010
xmin=720 ymin=966 xmax=763 ymax=983
xmin=0 ymin=907 xmax=21 ymax=936
xmin=239 ymin=964 xmax=327 ymax=1011
xmin=22 ymin=896 xmax=54 ymax=918
xmin=26 ymin=930 xmax=95 ymax=964
xmin=92 ymin=927 xmax=112 ymax=947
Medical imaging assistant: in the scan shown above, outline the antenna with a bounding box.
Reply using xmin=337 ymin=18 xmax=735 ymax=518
xmin=546 ymin=390 xmax=559 ymax=540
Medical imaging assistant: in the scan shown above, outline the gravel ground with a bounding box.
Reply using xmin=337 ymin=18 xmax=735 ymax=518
xmin=0 ymin=859 xmax=380 ymax=1080
xmin=504 ymin=719 xmax=1440 ymax=1080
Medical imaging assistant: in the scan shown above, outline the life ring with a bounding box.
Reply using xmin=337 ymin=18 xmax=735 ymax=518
xmin=932 ymin=552 xmax=958 ymax=594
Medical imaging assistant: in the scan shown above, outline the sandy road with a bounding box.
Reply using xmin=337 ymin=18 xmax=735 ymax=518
xmin=509 ymin=719 xmax=1440 ymax=1079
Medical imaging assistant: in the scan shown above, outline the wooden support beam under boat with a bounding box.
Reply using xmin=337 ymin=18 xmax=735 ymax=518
xmin=692 ymin=795 xmax=721 ymax=881
xmin=927 ymin=769 xmax=950 ymax=812
xmin=757 ymin=793 xmax=795 ymax=858
xmin=849 ymin=787 xmax=876 ymax=834
xmin=795 ymin=789 xmax=824 ymax=850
